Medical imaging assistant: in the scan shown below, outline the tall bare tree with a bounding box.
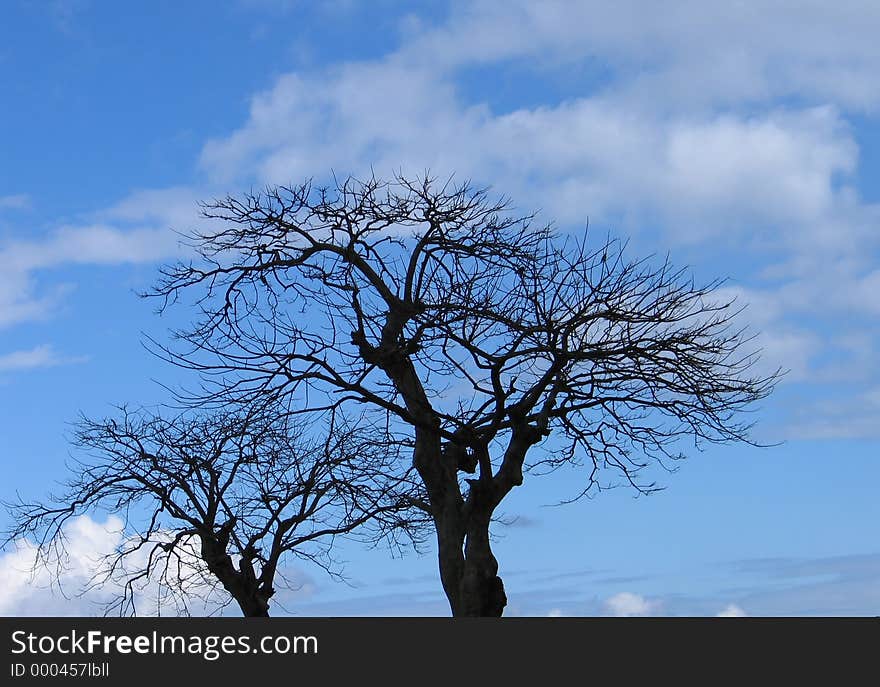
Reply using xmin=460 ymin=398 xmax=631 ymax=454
xmin=145 ymin=173 xmax=779 ymax=616
xmin=4 ymin=403 xmax=425 ymax=616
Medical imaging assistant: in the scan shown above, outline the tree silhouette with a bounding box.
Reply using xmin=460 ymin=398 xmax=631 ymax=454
xmin=4 ymin=403 xmax=425 ymax=616
xmin=141 ymin=173 xmax=779 ymax=616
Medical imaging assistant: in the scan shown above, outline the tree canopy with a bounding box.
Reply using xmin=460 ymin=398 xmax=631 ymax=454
xmin=140 ymin=173 xmax=779 ymax=616
xmin=5 ymin=403 xmax=425 ymax=616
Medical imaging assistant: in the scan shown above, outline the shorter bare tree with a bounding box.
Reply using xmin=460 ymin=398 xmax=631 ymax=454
xmin=4 ymin=404 xmax=425 ymax=617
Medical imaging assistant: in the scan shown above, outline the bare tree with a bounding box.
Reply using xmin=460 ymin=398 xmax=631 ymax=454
xmin=4 ymin=403 xmax=425 ymax=617
xmin=145 ymin=173 xmax=780 ymax=617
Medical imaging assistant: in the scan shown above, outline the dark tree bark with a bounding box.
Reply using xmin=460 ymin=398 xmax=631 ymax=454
xmin=140 ymin=173 xmax=780 ymax=616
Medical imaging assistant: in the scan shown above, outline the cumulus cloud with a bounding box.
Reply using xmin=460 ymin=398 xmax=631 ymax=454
xmin=195 ymin=40 xmax=877 ymax=328
xmin=716 ymin=604 xmax=748 ymax=617
xmin=194 ymin=17 xmax=880 ymax=431
xmin=603 ymin=592 xmax=662 ymax=617
xmin=0 ymin=514 xmax=323 ymax=616
xmin=7 ymin=1 xmax=880 ymax=459
xmin=0 ymin=515 xmax=124 ymax=616
xmin=404 ymin=1 xmax=880 ymax=110
xmin=199 ymin=63 xmax=864 ymax=243
xmin=0 ymin=515 xmax=223 ymax=616
xmin=199 ymin=62 xmax=470 ymax=186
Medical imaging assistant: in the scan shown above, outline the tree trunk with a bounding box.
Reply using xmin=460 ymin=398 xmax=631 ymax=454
xmin=458 ymin=514 xmax=507 ymax=617
xmin=200 ymin=535 xmax=272 ymax=617
xmin=376 ymin=333 xmax=509 ymax=616
xmin=432 ymin=488 xmax=507 ymax=617
xmin=235 ymin=594 xmax=271 ymax=618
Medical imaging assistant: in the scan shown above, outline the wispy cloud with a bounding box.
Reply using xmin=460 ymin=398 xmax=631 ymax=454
xmin=724 ymin=552 xmax=880 ymax=616
xmin=782 ymin=388 xmax=880 ymax=440
xmin=0 ymin=344 xmax=83 ymax=373
xmin=0 ymin=186 xmax=200 ymax=330
xmin=0 ymin=194 xmax=30 ymax=210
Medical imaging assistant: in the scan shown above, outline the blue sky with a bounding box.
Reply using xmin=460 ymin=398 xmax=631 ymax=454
xmin=1 ymin=0 xmax=878 ymax=617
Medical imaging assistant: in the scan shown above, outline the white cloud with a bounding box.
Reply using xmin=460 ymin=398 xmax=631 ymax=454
xmin=0 ymin=270 xmax=65 ymax=329
xmin=0 ymin=186 xmax=200 ymax=329
xmin=198 ymin=55 xmax=867 ymax=256
xmin=197 ymin=0 xmax=880 ymax=309
xmin=98 ymin=186 xmax=204 ymax=230
xmin=0 ymin=515 xmax=223 ymax=617
xmin=1 ymin=514 xmax=319 ymax=616
xmin=0 ymin=228 xmax=171 ymax=330
xmin=192 ymin=9 xmax=880 ymax=441
xmin=5 ymin=225 xmax=183 ymax=272
xmin=716 ymin=604 xmax=748 ymax=617
xmin=603 ymin=591 xmax=661 ymax=617
xmin=199 ymin=62 xmax=471 ymax=186
xmin=5 ymin=1 xmax=879 ymax=446
xmin=662 ymin=108 xmax=854 ymax=230
xmin=405 ymin=1 xmax=880 ymax=111
xmin=783 ymin=387 xmax=880 ymax=440
xmin=0 ymin=515 xmax=124 ymax=616
xmin=0 ymin=344 xmax=81 ymax=372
